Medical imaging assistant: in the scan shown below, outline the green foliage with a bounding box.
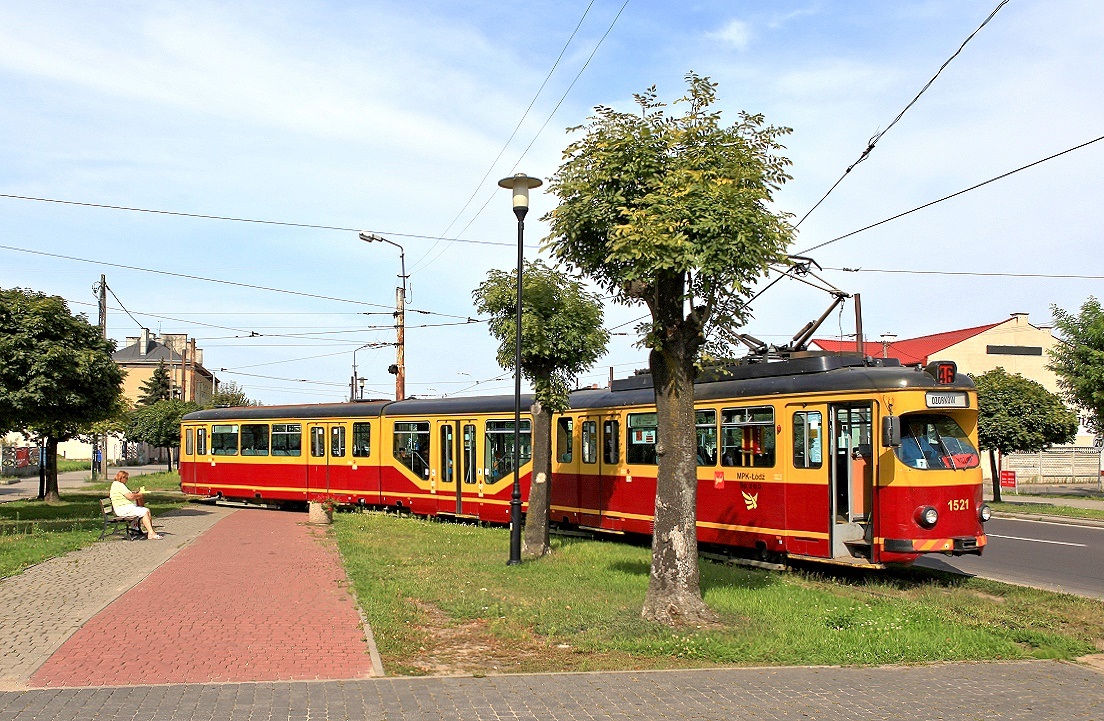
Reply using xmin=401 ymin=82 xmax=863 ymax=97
xmin=126 ymin=399 xmax=198 ymax=449
xmin=137 ymin=359 xmax=172 ymax=406
xmin=975 ymin=368 xmax=1077 ymax=454
xmin=1049 ymin=297 xmax=1104 ymax=436
xmin=543 ymin=73 xmax=793 ymax=358
xmin=206 ymin=380 xmax=259 ymax=409
xmin=0 ymin=287 xmax=125 ymax=441
xmin=472 ymin=259 xmax=609 ymax=411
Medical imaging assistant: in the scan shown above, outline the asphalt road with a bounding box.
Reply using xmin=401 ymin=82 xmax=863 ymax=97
xmin=917 ymin=516 xmax=1104 ymax=599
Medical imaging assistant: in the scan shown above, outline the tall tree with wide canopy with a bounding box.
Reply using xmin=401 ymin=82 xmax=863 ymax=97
xmin=0 ymin=288 xmax=125 ymax=502
xmin=126 ymin=399 xmax=200 ymax=471
xmin=974 ymin=368 xmax=1078 ymax=501
xmin=1049 ymin=297 xmax=1104 ymax=442
xmin=544 ymin=74 xmax=794 ymax=623
xmin=473 ymin=259 xmax=609 ymax=558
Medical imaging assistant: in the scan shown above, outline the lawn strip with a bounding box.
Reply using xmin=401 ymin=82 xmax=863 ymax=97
xmin=991 ymin=501 xmax=1104 ymax=521
xmin=335 ymin=511 xmax=1104 ymax=675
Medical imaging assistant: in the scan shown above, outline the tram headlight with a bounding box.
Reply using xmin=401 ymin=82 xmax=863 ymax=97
xmin=979 ymin=504 xmax=992 ymax=523
xmin=916 ymin=505 xmax=939 ymax=529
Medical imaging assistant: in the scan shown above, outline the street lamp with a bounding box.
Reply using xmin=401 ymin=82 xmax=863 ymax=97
xmin=359 ymin=232 xmax=408 ymax=401
xmin=497 ymin=172 xmax=542 ymax=566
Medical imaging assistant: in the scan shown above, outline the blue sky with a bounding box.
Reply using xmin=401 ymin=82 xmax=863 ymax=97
xmin=1 ymin=1 xmax=1101 ymax=404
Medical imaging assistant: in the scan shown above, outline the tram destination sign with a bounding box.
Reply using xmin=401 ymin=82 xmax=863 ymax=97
xmin=925 ymin=391 xmax=968 ymax=408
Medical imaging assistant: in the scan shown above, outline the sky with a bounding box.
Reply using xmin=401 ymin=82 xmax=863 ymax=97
xmin=1 ymin=0 xmax=1101 ymax=405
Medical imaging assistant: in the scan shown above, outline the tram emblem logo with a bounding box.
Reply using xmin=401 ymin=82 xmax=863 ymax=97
xmin=742 ymin=491 xmax=758 ymax=510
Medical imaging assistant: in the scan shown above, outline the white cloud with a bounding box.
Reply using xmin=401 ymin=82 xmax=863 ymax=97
xmin=709 ymin=20 xmax=752 ymax=51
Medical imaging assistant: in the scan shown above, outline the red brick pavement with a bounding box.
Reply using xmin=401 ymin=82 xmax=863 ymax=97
xmin=29 ymin=509 xmax=376 ymax=687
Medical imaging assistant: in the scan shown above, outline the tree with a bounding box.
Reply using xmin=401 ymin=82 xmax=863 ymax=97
xmin=544 ymin=74 xmax=793 ymax=624
xmin=207 ymin=380 xmax=258 ymax=408
xmin=0 ymin=288 xmax=125 ymax=502
xmin=975 ymin=368 xmax=1077 ymax=502
xmin=1049 ymin=297 xmax=1104 ymax=442
xmin=137 ymin=359 xmax=172 ymax=406
xmin=126 ymin=399 xmax=199 ymax=471
xmin=473 ymin=259 xmax=609 ymax=558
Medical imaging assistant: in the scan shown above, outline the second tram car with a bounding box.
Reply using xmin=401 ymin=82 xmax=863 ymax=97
xmin=180 ymin=355 xmax=990 ymax=566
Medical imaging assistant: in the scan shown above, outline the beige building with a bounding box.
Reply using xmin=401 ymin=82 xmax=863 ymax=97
xmin=114 ymin=329 xmax=214 ymax=407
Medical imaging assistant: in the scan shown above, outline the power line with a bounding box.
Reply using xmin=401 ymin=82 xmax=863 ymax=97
xmin=413 ymin=0 xmax=599 ymax=272
xmin=215 ymin=369 xmax=347 ymax=387
xmin=0 ymin=192 xmax=536 ymax=249
xmin=0 ymin=241 xmax=474 ymax=319
xmin=103 ymin=284 xmax=146 ymax=331
xmin=794 ymin=0 xmax=1010 ymax=229
xmin=415 ymin=0 xmax=632 ymax=272
xmin=797 ymin=133 xmax=1104 ymax=255
xmin=827 ymin=267 xmax=1104 ymax=280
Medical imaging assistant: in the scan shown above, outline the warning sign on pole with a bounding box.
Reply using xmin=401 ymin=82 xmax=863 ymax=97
xmin=999 ymin=470 xmax=1017 ymax=489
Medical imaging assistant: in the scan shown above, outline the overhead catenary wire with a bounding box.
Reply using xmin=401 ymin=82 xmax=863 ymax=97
xmin=796 ymin=132 xmax=1104 ymax=255
xmin=793 ymin=0 xmax=1010 ymax=230
xmin=827 ymin=267 xmax=1104 ymax=280
xmin=412 ymin=0 xmax=599 ymax=272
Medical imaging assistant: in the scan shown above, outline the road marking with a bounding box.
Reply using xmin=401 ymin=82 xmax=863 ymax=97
xmin=987 ymin=533 xmax=1086 ymax=547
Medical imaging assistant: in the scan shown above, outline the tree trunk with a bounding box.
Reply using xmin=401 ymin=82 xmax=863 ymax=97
xmin=523 ymin=400 xmax=553 ymax=559
xmin=641 ymin=346 xmax=715 ymax=626
xmin=44 ymin=436 xmax=61 ymax=503
xmin=989 ymin=449 xmax=1002 ymax=503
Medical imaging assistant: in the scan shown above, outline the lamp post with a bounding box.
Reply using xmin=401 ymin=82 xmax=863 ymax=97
xmin=497 ymin=172 xmax=542 ymax=565
xmin=359 ymin=232 xmax=408 ymax=401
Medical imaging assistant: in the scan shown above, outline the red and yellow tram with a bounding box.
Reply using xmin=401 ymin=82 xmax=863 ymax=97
xmin=179 ymin=355 xmax=989 ymax=566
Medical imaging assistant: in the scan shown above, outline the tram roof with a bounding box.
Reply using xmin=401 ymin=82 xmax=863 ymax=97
xmin=182 ymin=356 xmax=975 ymax=422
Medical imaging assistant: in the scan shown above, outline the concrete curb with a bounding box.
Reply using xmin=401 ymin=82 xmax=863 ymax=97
xmin=991 ymin=511 xmax=1104 ymax=528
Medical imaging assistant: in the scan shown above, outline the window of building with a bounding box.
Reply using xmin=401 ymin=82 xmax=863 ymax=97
xmin=331 ymin=426 xmax=346 ymax=457
xmin=352 ymin=422 xmax=371 ymax=457
xmin=240 ymin=424 xmax=269 ymax=456
xmin=394 ymin=421 xmax=431 ymax=478
xmin=793 ymin=411 xmax=822 ymax=469
xmin=271 ymin=424 xmax=302 ymax=456
xmin=485 ymin=419 xmax=531 ymax=481
xmin=721 ymin=406 xmax=775 ymax=467
xmin=211 ymin=424 xmax=238 ymax=456
xmin=627 ymin=412 xmax=658 ymax=465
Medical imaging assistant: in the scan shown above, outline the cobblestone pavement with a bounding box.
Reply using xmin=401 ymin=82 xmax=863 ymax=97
xmin=0 ymin=504 xmax=232 ymax=690
xmin=0 ymin=661 xmax=1102 ymax=720
xmin=30 ymin=508 xmax=377 ymax=687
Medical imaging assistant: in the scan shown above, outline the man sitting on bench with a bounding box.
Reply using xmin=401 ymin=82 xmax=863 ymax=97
xmin=109 ymin=471 xmax=162 ymax=540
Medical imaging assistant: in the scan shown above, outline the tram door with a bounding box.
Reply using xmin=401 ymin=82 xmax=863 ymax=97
xmin=306 ymin=424 xmax=333 ymax=500
xmin=829 ymin=403 xmax=874 ymax=559
xmin=434 ymin=420 xmax=461 ymax=515
xmin=577 ymin=416 xmax=603 ymax=528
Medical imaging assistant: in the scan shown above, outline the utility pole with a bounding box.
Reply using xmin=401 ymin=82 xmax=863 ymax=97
xmin=95 ymin=275 xmax=108 ymax=479
xmin=395 ymin=285 xmax=405 ymax=401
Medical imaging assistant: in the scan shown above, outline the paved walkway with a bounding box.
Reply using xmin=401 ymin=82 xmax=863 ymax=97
xmin=28 ymin=508 xmax=377 ymax=687
xmin=0 ymin=661 xmax=1102 ymax=720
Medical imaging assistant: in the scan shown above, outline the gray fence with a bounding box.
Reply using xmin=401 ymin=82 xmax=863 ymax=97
xmin=1003 ymin=447 xmax=1102 ymax=486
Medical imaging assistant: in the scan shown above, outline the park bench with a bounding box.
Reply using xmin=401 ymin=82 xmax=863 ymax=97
xmin=98 ymin=498 xmax=143 ymax=540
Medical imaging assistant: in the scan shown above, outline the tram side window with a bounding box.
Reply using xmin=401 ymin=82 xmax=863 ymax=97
xmin=603 ymin=420 xmax=620 ymax=464
xmin=485 ymin=420 xmax=532 ymax=481
xmin=185 ymin=428 xmax=194 ymax=456
xmin=271 ymin=424 xmax=302 ymax=456
xmin=627 ymin=413 xmax=658 ymax=465
xmin=462 ymin=424 xmax=477 ymax=484
xmin=310 ymin=427 xmax=325 ymax=457
xmin=556 ymin=418 xmax=573 ymax=463
xmin=793 ymin=411 xmax=823 ymax=469
xmin=721 ymin=406 xmax=775 ymax=467
xmin=196 ymin=428 xmax=207 ymax=455
xmin=581 ymin=421 xmax=598 ymax=464
xmin=394 ymin=421 xmax=431 ymax=479
xmin=696 ymin=410 xmax=717 ymax=466
xmin=331 ymin=426 xmax=346 ymax=457
xmin=211 ymin=424 xmax=238 ymax=456
xmin=352 ymin=423 xmax=371 ymax=457
xmin=240 ymin=424 xmax=270 ymax=456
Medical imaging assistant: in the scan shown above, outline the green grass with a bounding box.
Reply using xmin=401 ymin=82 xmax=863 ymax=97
xmin=992 ymin=501 xmax=1104 ymax=521
xmin=56 ymin=458 xmax=92 ymax=473
xmin=335 ymin=512 xmax=1104 ymax=675
xmin=0 ymin=494 xmax=189 ymax=579
xmin=83 ymin=470 xmax=183 ymax=493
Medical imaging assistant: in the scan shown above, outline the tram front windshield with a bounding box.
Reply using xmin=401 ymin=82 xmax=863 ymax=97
xmin=895 ymin=414 xmax=980 ymax=470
